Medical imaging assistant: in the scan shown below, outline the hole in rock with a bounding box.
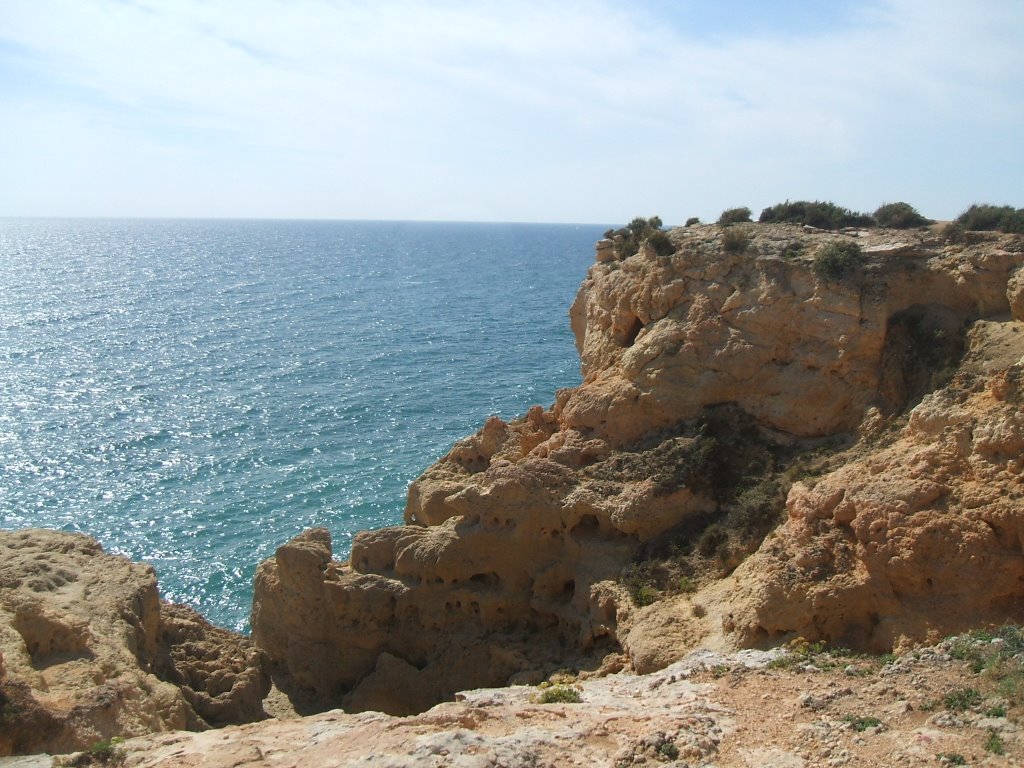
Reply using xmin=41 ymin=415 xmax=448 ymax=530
xmin=623 ymin=316 xmax=644 ymax=347
xmin=470 ymin=572 xmax=500 ymax=586
xmin=879 ymin=304 xmax=967 ymax=414
xmin=570 ymin=514 xmax=601 ymax=541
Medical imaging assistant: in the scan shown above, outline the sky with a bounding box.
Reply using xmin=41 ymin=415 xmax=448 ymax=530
xmin=1 ymin=0 xmax=1021 ymax=224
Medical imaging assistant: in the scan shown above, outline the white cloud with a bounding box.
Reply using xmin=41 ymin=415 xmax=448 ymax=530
xmin=1 ymin=0 xmax=1021 ymax=221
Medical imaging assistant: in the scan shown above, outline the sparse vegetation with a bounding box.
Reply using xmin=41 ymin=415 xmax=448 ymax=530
xmin=654 ymin=738 xmax=680 ymax=761
xmin=609 ymin=407 xmax=842 ymax=605
xmin=936 ymin=753 xmax=967 ymax=766
xmin=721 ymin=226 xmax=750 ymax=253
xmin=604 ymin=216 xmax=676 ymax=259
xmin=984 ymin=729 xmax=1005 ymax=755
xmin=842 ymin=714 xmax=883 ymax=732
xmin=812 ymin=240 xmax=863 ymax=281
xmin=685 ymin=216 xmax=700 ymax=227
xmin=956 ymin=203 xmax=1024 ymax=233
xmin=767 ymin=638 xmax=830 ymax=669
xmin=534 ymin=684 xmax=582 ymax=704
xmin=718 ymin=206 xmax=752 ymax=225
xmin=759 ymin=200 xmax=873 ymax=230
xmin=947 ymin=624 xmax=1024 ymax=709
xmin=943 ymin=686 xmax=982 ymax=712
xmin=729 ymin=478 xmax=785 ymax=536
xmin=69 ymin=738 xmax=126 ymax=767
xmin=779 ymin=241 xmax=804 ymax=259
xmin=696 ymin=524 xmax=728 ymax=558
xmin=622 ymin=562 xmax=659 ymax=606
xmin=873 ymin=201 xmax=932 ymax=229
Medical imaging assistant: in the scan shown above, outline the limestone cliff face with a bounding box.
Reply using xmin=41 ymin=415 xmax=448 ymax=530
xmin=0 ymin=530 xmax=269 ymax=756
xmin=251 ymin=223 xmax=1024 ymax=714
xmin=721 ymin=317 xmax=1024 ymax=652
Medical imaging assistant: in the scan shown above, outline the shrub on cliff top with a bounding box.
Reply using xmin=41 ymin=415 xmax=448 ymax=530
xmin=873 ymin=202 xmax=932 ymax=229
xmin=759 ymin=200 xmax=873 ymax=230
xmin=604 ymin=215 xmax=675 ymax=258
xmin=812 ymin=240 xmax=863 ymax=281
xmin=957 ymin=203 xmax=1024 ymax=233
xmin=718 ymin=206 xmax=752 ymax=225
xmin=721 ymin=227 xmax=750 ymax=254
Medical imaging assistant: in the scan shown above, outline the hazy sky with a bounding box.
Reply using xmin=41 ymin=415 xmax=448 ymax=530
xmin=1 ymin=0 xmax=1021 ymax=224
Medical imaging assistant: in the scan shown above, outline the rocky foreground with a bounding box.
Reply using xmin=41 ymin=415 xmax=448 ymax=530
xmin=11 ymin=636 xmax=1024 ymax=766
xmin=3 ymin=219 xmax=1024 ymax=763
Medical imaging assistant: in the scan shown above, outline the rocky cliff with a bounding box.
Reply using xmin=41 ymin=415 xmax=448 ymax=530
xmin=251 ymin=222 xmax=1024 ymax=715
xmin=0 ymin=530 xmax=269 ymax=756
xmin=5 ymin=219 xmax=1023 ymax=758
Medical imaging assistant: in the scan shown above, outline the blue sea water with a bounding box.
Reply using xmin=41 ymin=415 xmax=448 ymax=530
xmin=0 ymin=218 xmax=604 ymax=631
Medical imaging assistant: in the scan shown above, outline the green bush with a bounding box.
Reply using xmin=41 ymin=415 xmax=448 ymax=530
xmin=984 ymin=730 xmax=1005 ymax=755
xmin=779 ymin=241 xmax=804 ymax=259
xmin=721 ymin=227 xmax=750 ymax=253
xmin=759 ymin=200 xmax=873 ymax=230
xmin=941 ymin=222 xmax=969 ymax=244
xmin=718 ymin=207 xmax=752 ymax=225
xmin=873 ymin=202 xmax=931 ymax=229
xmin=843 ymin=715 xmax=883 ymax=732
xmin=730 ymin=479 xmax=784 ymax=534
xmin=622 ymin=562 xmax=659 ymax=606
xmin=685 ymin=216 xmax=700 ymax=227
xmin=947 ymin=624 xmax=1024 ymax=709
xmin=646 ymin=229 xmax=677 ymax=257
xmin=535 ymin=684 xmax=582 ymax=704
xmin=1003 ymin=209 xmax=1024 ymax=234
xmin=655 ymin=739 xmax=680 ymax=760
xmin=604 ymin=216 xmax=675 ymax=259
xmin=812 ymin=240 xmax=863 ymax=281
xmin=956 ymin=203 xmax=1022 ymax=232
xmin=943 ymin=687 xmax=982 ymax=711
xmin=72 ymin=737 xmax=126 ymax=766
xmin=697 ymin=524 xmax=728 ymax=558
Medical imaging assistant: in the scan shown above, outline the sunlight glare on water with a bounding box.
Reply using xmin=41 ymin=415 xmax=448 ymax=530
xmin=0 ymin=218 xmax=602 ymax=631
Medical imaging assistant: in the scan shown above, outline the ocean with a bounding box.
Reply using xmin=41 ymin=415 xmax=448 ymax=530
xmin=0 ymin=218 xmax=604 ymax=631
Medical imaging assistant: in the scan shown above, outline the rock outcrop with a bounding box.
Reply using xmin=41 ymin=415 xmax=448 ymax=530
xmin=252 ymin=223 xmax=1024 ymax=713
xmin=0 ymin=530 xmax=269 ymax=756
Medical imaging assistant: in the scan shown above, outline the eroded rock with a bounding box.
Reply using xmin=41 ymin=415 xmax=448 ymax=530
xmin=0 ymin=530 xmax=267 ymax=756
